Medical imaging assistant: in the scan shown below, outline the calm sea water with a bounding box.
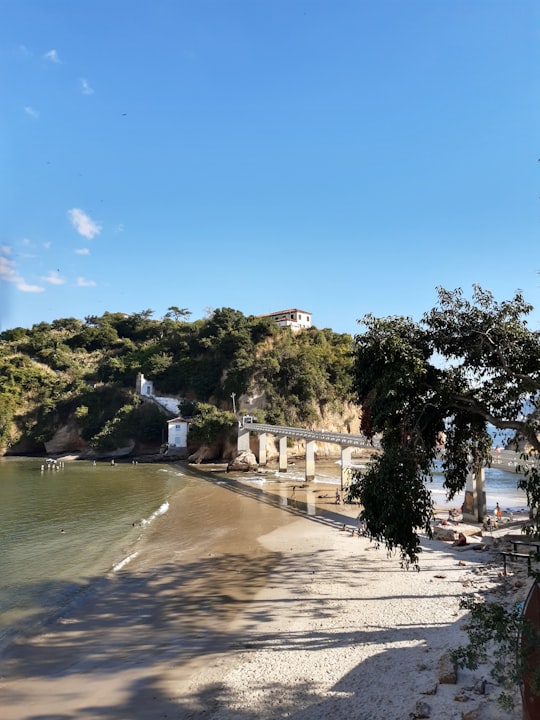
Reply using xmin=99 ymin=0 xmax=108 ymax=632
xmin=244 ymin=459 xmax=530 ymax=513
xmin=0 ymin=455 xmax=529 ymax=657
xmin=0 ymin=458 xmax=191 ymax=653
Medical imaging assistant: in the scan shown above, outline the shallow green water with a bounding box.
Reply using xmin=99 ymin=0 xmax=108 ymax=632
xmin=0 ymin=458 xmax=188 ymax=647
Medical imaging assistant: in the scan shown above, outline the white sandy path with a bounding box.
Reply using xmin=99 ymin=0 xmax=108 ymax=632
xmin=188 ymin=516 xmax=520 ymax=720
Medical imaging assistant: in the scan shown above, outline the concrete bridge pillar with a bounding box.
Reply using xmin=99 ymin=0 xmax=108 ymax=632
xmin=258 ymin=434 xmax=267 ymax=466
xmin=341 ymin=447 xmax=353 ymax=492
xmin=237 ymin=426 xmax=251 ymax=453
xmin=463 ymin=467 xmax=486 ymax=523
xmin=278 ymin=436 xmax=288 ymax=473
xmin=305 ymin=440 xmax=315 ymax=482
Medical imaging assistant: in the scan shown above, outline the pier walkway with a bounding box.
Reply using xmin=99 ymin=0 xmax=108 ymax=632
xmin=237 ymin=416 xmax=379 ymax=489
xmin=237 ymin=417 xmax=537 ymax=521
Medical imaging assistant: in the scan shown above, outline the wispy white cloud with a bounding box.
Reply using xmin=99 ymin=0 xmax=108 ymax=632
xmin=114 ymin=223 xmax=125 ymax=234
xmin=80 ymin=78 xmax=94 ymax=95
xmin=43 ymin=49 xmax=61 ymax=64
xmin=42 ymin=271 xmax=66 ymax=286
xmin=17 ymin=280 xmax=45 ymax=293
xmin=76 ymin=276 xmax=96 ymax=287
xmin=43 ymin=241 xmax=51 ymax=249
xmin=0 ymin=255 xmax=17 ymax=282
xmin=24 ymin=106 xmax=39 ymax=118
xmin=0 ymin=255 xmax=44 ymax=293
xmin=0 ymin=244 xmax=12 ymax=255
xmin=67 ymin=208 xmax=102 ymax=239
xmin=75 ymin=248 xmax=90 ymax=255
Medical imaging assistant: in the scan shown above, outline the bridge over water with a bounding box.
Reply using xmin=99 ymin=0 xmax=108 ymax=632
xmin=237 ymin=417 xmax=536 ymax=522
xmin=237 ymin=417 xmax=379 ymax=489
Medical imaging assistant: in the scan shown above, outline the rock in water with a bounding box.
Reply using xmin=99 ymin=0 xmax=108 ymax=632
xmin=227 ymin=450 xmax=258 ymax=472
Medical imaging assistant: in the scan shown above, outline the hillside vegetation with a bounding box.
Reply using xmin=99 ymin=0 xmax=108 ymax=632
xmin=0 ymin=308 xmax=357 ymax=456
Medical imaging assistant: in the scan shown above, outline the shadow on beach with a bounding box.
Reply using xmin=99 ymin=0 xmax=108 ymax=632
xmin=0 ymin=461 xmax=516 ymax=720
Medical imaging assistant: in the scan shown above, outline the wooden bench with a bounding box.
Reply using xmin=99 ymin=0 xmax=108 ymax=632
xmin=501 ymin=551 xmax=532 ymax=576
xmin=511 ymin=540 xmax=540 ymax=554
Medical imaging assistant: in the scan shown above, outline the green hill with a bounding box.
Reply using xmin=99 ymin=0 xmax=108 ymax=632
xmin=0 ymin=308 xmax=357 ymax=458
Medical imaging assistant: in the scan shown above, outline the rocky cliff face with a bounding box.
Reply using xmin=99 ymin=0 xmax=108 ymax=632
xmin=44 ymin=422 xmax=89 ymax=456
xmin=5 ymin=397 xmax=363 ymax=461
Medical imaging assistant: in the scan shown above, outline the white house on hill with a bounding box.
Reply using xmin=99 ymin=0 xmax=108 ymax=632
xmin=136 ymin=373 xmax=154 ymax=397
xmin=261 ymin=308 xmax=312 ymax=332
xmin=135 ymin=373 xmax=181 ymax=416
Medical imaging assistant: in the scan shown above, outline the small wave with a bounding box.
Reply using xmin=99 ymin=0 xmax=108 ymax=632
xmin=314 ymin=477 xmax=340 ymax=485
xmin=140 ymin=500 xmax=170 ymax=526
xmin=112 ymin=551 xmax=139 ymax=572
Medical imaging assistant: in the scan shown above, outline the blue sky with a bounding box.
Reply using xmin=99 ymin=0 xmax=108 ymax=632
xmin=1 ymin=0 xmax=539 ymax=335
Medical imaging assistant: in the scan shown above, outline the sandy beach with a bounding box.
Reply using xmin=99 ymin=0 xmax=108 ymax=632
xmin=0 ymin=471 xmax=528 ymax=720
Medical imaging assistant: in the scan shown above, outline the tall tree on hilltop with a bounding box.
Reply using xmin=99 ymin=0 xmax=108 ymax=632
xmin=348 ymin=285 xmax=540 ymax=567
xmin=164 ymin=306 xmax=191 ymax=323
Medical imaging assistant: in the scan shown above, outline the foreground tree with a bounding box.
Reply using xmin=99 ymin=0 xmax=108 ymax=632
xmin=348 ymin=285 xmax=540 ymax=567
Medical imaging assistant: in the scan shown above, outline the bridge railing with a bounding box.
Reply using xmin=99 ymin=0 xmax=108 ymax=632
xmin=239 ymin=418 xmax=380 ymax=450
xmin=489 ymin=449 xmax=539 ymax=474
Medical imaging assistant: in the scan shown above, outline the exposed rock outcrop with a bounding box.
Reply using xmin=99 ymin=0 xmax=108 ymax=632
xmin=188 ymin=445 xmax=221 ymax=464
xmin=44 ymin=422 xmax=88 ymax=456
xmin=227 ymin=450 xmax=258 ymax=472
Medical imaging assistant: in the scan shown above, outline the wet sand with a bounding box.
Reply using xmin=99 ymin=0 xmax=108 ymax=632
xmin=0 ymin=464 xmax=526 ymax=719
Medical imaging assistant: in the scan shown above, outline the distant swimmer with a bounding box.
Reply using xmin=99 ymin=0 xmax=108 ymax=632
xmin=60 ymin=529 xmax=65 ymax=533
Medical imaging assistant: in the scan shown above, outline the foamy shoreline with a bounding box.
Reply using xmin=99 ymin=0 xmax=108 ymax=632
xmin=0 ymin=472 xmax=528 ymax=719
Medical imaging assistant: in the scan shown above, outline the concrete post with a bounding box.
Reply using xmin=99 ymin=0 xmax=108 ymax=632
xmin=341 ymin=447 xmax=353 ymax=493
xmin=258 ymin=434 xmax=267 ymax=466
xmin=463 ymin=467 xmax=486 ymax=523
xmin=305 ymin=440 xmax=315 ymax=482
xmin=237 ymin=425 xmax=251 ymax=453
xmin=278 ymin=436 xmax=288 ymax=473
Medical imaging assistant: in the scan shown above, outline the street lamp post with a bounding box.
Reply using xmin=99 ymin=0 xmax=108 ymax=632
xmin=231 ymin=392 xmax=237 ymax=415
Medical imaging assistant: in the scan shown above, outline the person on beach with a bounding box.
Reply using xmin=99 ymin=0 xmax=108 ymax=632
xmin=496 ymin=502 xmax=502 ymax=519
xmin=453 ymin=532 xmax=467 ymax=546
xmin=335 ymin=489 xmax=341 ymax=505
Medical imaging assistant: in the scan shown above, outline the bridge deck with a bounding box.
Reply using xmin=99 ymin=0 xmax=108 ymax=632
xmin=240 ymin=420 xmax=537 ymax=474
xmin=240 ymin=421 xmax=378 ymax=450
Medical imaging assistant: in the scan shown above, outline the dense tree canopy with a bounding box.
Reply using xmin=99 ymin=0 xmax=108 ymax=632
xmin=0 ymin=307 xmax=355 ymax=454
xmin=348 ymin=286 xmax=540 ymax=567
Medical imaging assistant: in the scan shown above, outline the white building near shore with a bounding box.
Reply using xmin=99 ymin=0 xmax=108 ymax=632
xmin=166 ymin=418 xmax=190 ymax=449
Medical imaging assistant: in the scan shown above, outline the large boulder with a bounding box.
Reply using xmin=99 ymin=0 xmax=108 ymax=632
xmin=227 ymin=450 xmax=258 ymax=472
xmin=188 ymin=445 xmax=221 ymax=463
xmin=437 ymin=651 xmax=458 ymax=684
